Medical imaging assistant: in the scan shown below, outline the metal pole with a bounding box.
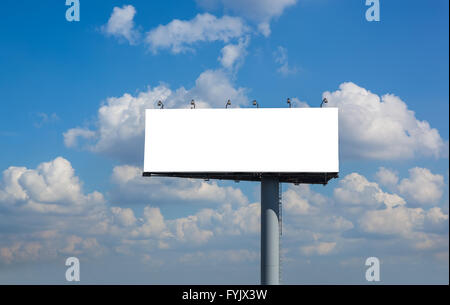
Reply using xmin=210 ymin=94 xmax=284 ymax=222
xmin=261 ymin=176 xmax=280 ymax=285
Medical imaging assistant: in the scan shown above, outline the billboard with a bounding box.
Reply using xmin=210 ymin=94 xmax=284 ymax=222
xmin=143 ymin=108 xmax=338 ymax=176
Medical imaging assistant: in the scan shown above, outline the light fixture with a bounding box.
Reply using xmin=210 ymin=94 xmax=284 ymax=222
xmin=252 ymin=100 xmax=259 ymax=108
xmin=157 ymin=100 xmax=164 ymax=109
xmin=226 ymin=99 xmax=231 ymax=108
xmin=287 ymin=98 xmax=291 ymax=108
xmin=320 ymin=98 xmax=328 ymax=108
xmin=190 ymin=99 xmax=195 ymax=109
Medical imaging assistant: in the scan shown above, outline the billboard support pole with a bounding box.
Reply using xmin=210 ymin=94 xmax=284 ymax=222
xmin=261 ymin=176 xmax=280 ymax=285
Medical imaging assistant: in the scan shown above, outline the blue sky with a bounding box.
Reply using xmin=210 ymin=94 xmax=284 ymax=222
xmin=0 ymin=0 xmax=448 ymax=284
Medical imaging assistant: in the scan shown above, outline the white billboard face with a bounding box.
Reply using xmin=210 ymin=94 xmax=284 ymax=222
xmin=144 ymin=108 xmax=338 ymax=174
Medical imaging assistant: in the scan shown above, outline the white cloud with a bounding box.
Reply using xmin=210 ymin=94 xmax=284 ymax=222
xmin=373 ymin=167 xmax=445 ymax=207
xmin=60 ymin=235 xmax=105 ymax=257
xmin=196 ymin=0 xmax=297 ymax=36
xmin=323 ymin=82 xmax=446 ymax=160
xmin=111 ymin=207 xmax=137 ymax=227
xmin=283 ymin=189 xmax=313 ymax=215
xmin=145 ymin=13 xmax=248 ymax=53
xmin=0 ymin=157 xmax=111 ymax=264
xmin=274 ymin=46 xmax=297 ymax=76
xmin=257 ymin=22 xmax=271 ymax=37
xmin=359 ymin=205 xmax=448 ymax=241
xmin=0 ymin=166 xmax=28 ymax=204
xmin=329 ymin=170 xmax=448 ymax=243
xmin=334 ymin=172 xmax=406 ymax=209
xmin=291 ymin=97 xmax=309 ymax=108
xmin=63 ymin=128 xmax=96 ymax=148
xmin=179 ymin=249 xmax=258 ymax=264
xmin=110 ymin=165 xmax=248 ymax=206
xmin=301 ymin=242 xmax=336 ymax=256
xmin=190 ymin=69 xmax=248 ymax=107
xmin=131 ymin=206 xmax=170 ymax=239
xmin=226 ymin=203 xmax=260 ymax=234
xmin=66 ymin=81 xmax=447 ymax=164
xmin=194 ymin=202 xmax=261 ymax=236
xmin=0 ymin=242 xmax=43 ymax=264
xmin=0 ymin=157 xmax=104 ymax=214
xmin=64 ymin=69 xmax=249 ymax=164
xmin=170 ymin=215 xmax=214 ymax=244
xmin=218 ymin=36 xmax=249 ymax=70
xmin=375 ymin=167 xmax=399 ymax=187
xmin=66 ymin=81 xmax=447 ymax=167
xmin=0 ymin=158 xmax=260 ymax=264
xmin=102 ymin=5 xmax=140 ymax=45
xmin=281 ymin=184 xmax=354 ymax=238
xmin=359 ymin=206 xmax=425 ymax=236
xmin=282 ymin=184 xmax=326 ymax=216
xmin=398 ymin=167 xmax=445 ymax=205
xmin=424 ymin=207 xmax=449 ymax=233
xmin=0 ymin=155 xmax=447 ymax=278
xmin=332 ymin=170 xmax=449 ymax=252
xmin=34 ymin=112 xmax=59 ymax=128
xmin=115 ymin=201 xmax=260 ymax=246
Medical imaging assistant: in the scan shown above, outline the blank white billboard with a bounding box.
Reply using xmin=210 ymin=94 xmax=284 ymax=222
xmin=144 ymin=108 xmax=338 ymax=174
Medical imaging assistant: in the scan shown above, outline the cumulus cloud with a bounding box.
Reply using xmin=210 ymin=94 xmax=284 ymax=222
xmin=398 ymin=167 xmax=445 ymax=206
xmin=373 ymin=167 xmax=445 ymax=207
xmin=334 ymin=172 xmax=406 ymax=210
xmin=179 ymin=249 xmax=258 ymax=264
xmin=0 ymin=157 xmax=261 ymax=265
xmin=359 ymin=206 xmax=448 ymax=240
xmin=112 ymin=201 xmax=261 ymax=247
xmin=130 ymin=206 xmax=170 ymax=239
xmin=359 ymin=206 xmax=425 ymax=236
xmin=283 ymin=184 xmax=327 ymax=216
xmin=60 ymin=235 xmax=104 ymax=256
xmin=274 ymin=46 xmax=297 ymax=76
xmin=170 ymin=215 xmax=214 ymax=244
xmin=301 ymin=242 xmax=336 ymax=256
xmin=145 ymin=13 xmax=248 ymax=53
xmin=196 ymin=0 xmax=297 ymax=36
xmin=0 ymin=154 xmax=447 ymax=280
xmin=189 ymin=69 xmax=248 ymax=106
xmin=283 ymin=188 xmax=313 ymax=215
xmin=34 ymin=112 xmax=59 ymax=128
xmin=290 ymin=97 xmax=309 ymax=108
xmin=280 ymin=184 xmax=354 ymax=250
xmin=334 ymin=170 xmax=449 ymax=252
xmin=424 ymin=207 xmax=449 ymax=233
xmin=63 ymin=128 xmax=96 ymax=148
xmin=184 ymin=202 xmax=260 ymax=238
xmin=0 ymin=157 xmax=110 ymax=263
xmin=0 ymin=242 xmax=43 ymax=264
xmin=63 ymin=69 xmax=249 ymax=164
xmin=218 ymin=36 xmax=249 ymax=70
xmin=0 ymin=157 xmax=104 ymax=214
xmin=102 ymin=5 xmax=140 ymax=45
xmin=66 ymin=81 xmax=446 ymax=165
xmin=257 ymin=22 xmax=271 ymax=37
xmin=111 ymin=207 xmax=137 ymax=227
xmin=110 ymin=165 xmax=248 ymax=206
xmin=375 ymin=167 xmax=399 ymax=187
xmin=323 ymin=82 xmax=447 ymax=160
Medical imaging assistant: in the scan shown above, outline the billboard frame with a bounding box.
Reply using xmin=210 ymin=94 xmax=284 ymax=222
xmin=143 ymin=171 xmax=339 ymax=185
